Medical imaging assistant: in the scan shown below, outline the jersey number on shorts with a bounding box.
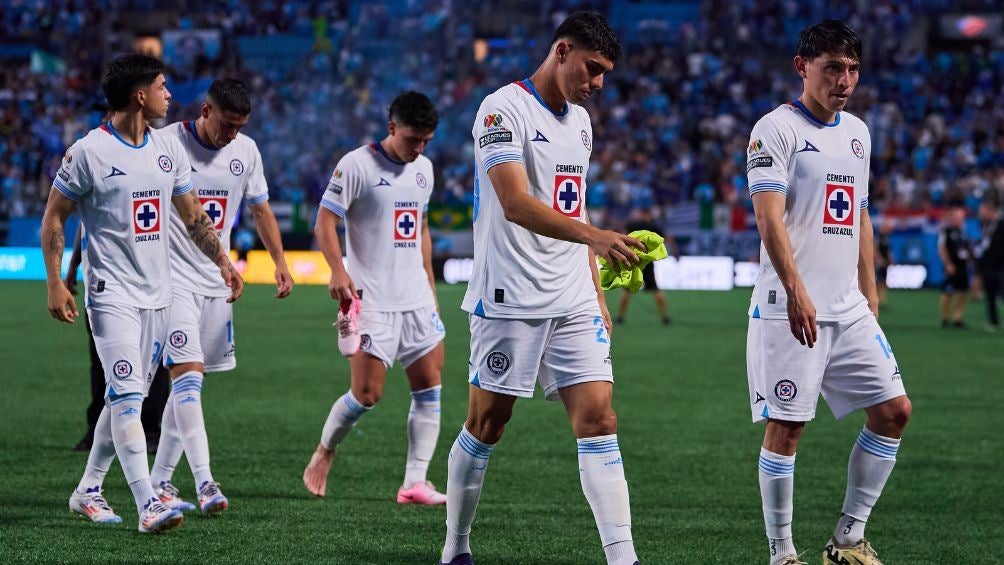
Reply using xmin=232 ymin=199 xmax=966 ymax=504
xmin=593 ymin=316 xmax=609 ymax=344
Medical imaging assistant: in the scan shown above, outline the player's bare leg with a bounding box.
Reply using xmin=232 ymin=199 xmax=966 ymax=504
xmin=952 ymin=292 xmax=968 ymax=325
xmin=560 ymin=381 xmax=638 ymax=565
xmin=304 ymin=352 xmax=386 ymax=497
xmin=398 ymin=343 xmax=446 ymax=505
xmin=653 ymin=290 xmax=670 ymax=325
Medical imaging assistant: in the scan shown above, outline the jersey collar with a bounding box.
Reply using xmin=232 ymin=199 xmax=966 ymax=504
xmin=789 ymin=100 xmax=840 ymax=128
xmin=101 ymin=121 xmax=149 ymax=149
xmin=186 ymin=120 xmax=219 ymax=151
xmin=514 ymin=77 xmax=568 ymax=117
xmin=370 ymin=141 xmax=406 ymax=165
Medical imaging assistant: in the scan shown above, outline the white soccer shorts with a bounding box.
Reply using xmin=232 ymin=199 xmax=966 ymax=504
xmin=746 ymin=313 xmax=906 ymax=423
xmin=467 ymin=310 xmax=614 ymax=400
xmin=164 ymin=287 xmax=236 ymax=373
xmin=88 ymin=303 xmax=169 ymax=399
xmin=357 ymin=305 xmax=446 ymax=369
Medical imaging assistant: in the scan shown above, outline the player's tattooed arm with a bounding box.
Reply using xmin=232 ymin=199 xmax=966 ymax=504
xmin=173 ymin=191 xmax=244 ymax=302
xmin=41 ymin=187 xmax=78 ymax=323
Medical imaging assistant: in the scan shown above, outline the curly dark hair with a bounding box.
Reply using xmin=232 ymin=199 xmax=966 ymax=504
xmin=552 ymin=11 xmax=621 ymax=63
xmin=102 ymin=54 xmax=166 ymax=110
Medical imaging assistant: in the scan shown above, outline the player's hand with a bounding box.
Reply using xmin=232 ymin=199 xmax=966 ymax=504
xmin=588 ymin=229 xmax=644 ymax=270
xmin=786 ymin=281 xmax=817 ymax=348
xmin=274 ymin=265 xmax=294 ymax=299
xmin=64 ymin=271 xmax=78 ymax=295
xmin=328 ymin=269 xmax=357 ymax=302
xmin=598 ymin=300 xmax=613 ymax=338
xmin=219 ymin=259 xmax=244 ymax=303
xmin=47 ymin=282 xmax=78 ymax=324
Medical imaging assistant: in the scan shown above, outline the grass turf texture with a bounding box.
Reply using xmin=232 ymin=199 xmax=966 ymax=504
xmin=1 ymin=281 xmax=1001 ymax=564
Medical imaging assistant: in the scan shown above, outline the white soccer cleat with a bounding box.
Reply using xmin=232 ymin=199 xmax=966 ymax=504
xmin=154 ymin=481 xmax=197 ymax=513
xmin=69 ymin=487 xmax=123 ymax=524
xmin=197 ymin=480 xmax=229 ymax=516
xmin=137 ymin=500 xmax=183 ymax=534
xmin=335 ymin=298 xmax=362 ymax=356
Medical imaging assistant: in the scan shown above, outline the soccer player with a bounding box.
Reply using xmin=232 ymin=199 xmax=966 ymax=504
xmin=439 ymin=12 xmax=643 ymax=565
xmin=745 ymin=20 xmax=912 ymax=565
xmin=938 ymin=203 xmax=971 ymax=328
xmin=147 ymin=78 xmax=294 ymax=516
xmin=41 ymin=54 xmax=243 ymax=533
xmin=615 ymin=208 xmax=675 ymax=325
xmin=302 ymin=91 xmax=448 ymax=505
xmin=874 ymin=219 xmax=894 ymax=308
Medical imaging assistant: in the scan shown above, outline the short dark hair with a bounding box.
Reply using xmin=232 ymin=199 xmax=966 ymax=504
xmin=102 ymin=54 xmax=166 ymax=110
xmin=797 ymin=20 xmax=862 ymax=63
xmin=207 ymin=78 xmax=252 ymax=115
xmin=388 ymin=91 xmax=438 ymax=131
xmin=552 ymin=11 xmax=621 ymax=63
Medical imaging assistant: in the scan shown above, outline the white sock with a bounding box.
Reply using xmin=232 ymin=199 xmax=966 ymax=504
xmin=77 ymin=406 xmax=115 ymax=493
xmin=834 ymin=427 xmax=900 ymax=546
xmin=404 ymin=385 xmax=442 ymax=488
xmin=320 ymin=390 xmax=370 ymax=450
xmin=150 ymin=389 xmax=184 ymax=487
xmin=171 ymin=372 xmax=214 ymax=488
xmin=577 ymin=435 xmax=637 ymax=565
xmin=442 ymin=426 xmax=494 ymax=563
xmin=758 ymin=447 xmax=796 ymax=564
xmin=108 ymin=393 xmax=158 ymax=514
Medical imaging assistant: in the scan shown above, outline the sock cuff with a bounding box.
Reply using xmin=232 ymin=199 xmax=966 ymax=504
xmin=758 ymin=447 xmax=795 ymax=476
xmin=340 ymin=390 xmax=371 ymax=421
xmin=857 ymin=427 xmax=900 ymax=459
xmin=108 ymin=392 xmax=143 ymax=408
xmin=458 ymin=426 xmax=494 ymax=459
xmin=172 ymin=371 xmax=204 ymax=394
xmin=577 ymin=434 xmax=621 ymax=455
xmin=410 ymin=385 xmax=442 ymax=402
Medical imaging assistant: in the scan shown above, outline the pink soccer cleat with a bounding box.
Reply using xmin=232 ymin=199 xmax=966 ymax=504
xmin=335 ymin=298 xmax=361 ymax=357
xmin=397 ymin=481 xmax=447 ymax=506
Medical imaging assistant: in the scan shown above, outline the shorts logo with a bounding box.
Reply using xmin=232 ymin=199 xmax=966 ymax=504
xmin=580 ymin=129 xmax=591 ymax=151
xmin=394 ymin=209 xmax=418 ymax=240
xmin=360 ymin=334 xmax=372 ymax=351
xmin=774 ymin=379 xmax=797 ymax=402
xmin=416 ymin=172 xmax=427 ymax=189
xmin=851 ymin=139 xmax=864 ymax=159
xmin=113 ymin=360 xmax=133 ymax=379
xmin=230 ymin=159 xmax=245 ymax=175
xmin=486 ymin=351 xmax=511 ymax=376
xmin=170 ymin=331 xmax=188 ymax=348
xmin=133 ymin=198 xmax=161 ymax=233
xmin=553 ymin=175 xmax=583 ymax=218
xmin=158 ymin=155 xmax=173 ymax=173
xmin=823 ymin=184 xmax=854 ymax=226
xmin=200 ymin=197 xmax=227 ymax=230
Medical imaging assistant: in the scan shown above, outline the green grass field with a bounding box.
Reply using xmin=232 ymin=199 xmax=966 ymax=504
xmin=1 ymin=281 xmax=1001 ymax=564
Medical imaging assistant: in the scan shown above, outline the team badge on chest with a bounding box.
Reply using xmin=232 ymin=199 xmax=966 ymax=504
xmin=394 ymin=209 xmax=418 ymax=241
xmin=553 ymin=175 xmax=583 ymax=218
xmin=823 ymin=184 xmax=854 ymax=226
xmin=200 ymin=197 xmax=227 ymax=230
xmin=133 ymin=198 xmax=161 ymax=234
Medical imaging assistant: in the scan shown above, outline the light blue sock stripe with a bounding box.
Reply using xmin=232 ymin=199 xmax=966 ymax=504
xmin=577 ymin=441 xmax=620 ymax=450
xmin=578 ymin=447 xmax=622 ymax=455
xmin=171 ymin=385 xmax=203 ymax=394
xmin=173 ymin=376 xmax=203 ymax=389
xmin=457 ymin=429 xmax=493 ymax=459
xmin=758 ymin=456 xmax=795 ymax=476
xmin=411 ymin=388 xmax=442 ymax=402
xmin=856 ymin=430 xmax=899 ymax=459
xmin=342 ymin=393 xmax=367 ymax=416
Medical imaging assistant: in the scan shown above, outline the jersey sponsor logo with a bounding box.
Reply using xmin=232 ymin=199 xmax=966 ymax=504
xmin=416 ymin=172 xmax=428 ymax=189
xmin=532 ymin=130 xmax=549 ymax=142
xmin=774 ymin=379 xmax=797 ymax=402
xmin=58 ymin=169 xmax=70 ymax=182
xmin=328 ymin=184 xmax=343 ymax=195
xmin=170 ymin=331 xmax=188 ymax=348
xmin=553 ymin=175 xmax=583 ymax=217
xmin=200 ymin=197 xmax=227 ymax=230
xmin=479 ymin=131 xmax=513 ymax=147
xmin=823 ymin=184 xmax=855 ymax=231
xmin=851 ymin=138 xmax=864 ymax=159
xmin=747 ymin=156 xmax=773 ymax=172
xmin=580 ymin=129 xmax=591 ymax=151
xmin=230 ymin=159 xmax=245 ymax=175
xmin=157 ymin=155 xmax=173 ymax=173
xmin=132 ymin=198 xmax=161 ymax=236
xmin=394 ymin=209 xmax=419 ymax=244
xmin=485 ymin=351 xmax=511 ymax=376
xmin=104 ymin=166 xmax=126 ymax=179
xmin=796 ymin=140 xmax=820 ymax=153
xmin=113 ymin=360 xmax=133 ymax=379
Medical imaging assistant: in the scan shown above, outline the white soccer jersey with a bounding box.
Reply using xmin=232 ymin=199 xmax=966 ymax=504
xmin=319 ymin=143 xmax=435 ymax=312
xmin=164 ymin=121 xmax=269 ymax=297
xmin=53 ymin=122 xmax=193 ymax=309
xmin=462 ymin=79 xmax=597 ymax=319
xmin=746 ymin=101 xmax=872 ymax=322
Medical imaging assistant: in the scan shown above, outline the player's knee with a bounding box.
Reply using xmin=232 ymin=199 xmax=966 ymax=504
xmin=881 ymin=396 xmax=912 ymax=430
xmin=354 ymin=387 xmax=382 ymax=407
xmin=466 ymin=411 xmax=512 ymax=444
xmin=573 ymin=409 xmax=618 ymax=438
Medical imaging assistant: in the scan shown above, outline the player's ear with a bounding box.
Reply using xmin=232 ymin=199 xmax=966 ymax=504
xmin=134 ymin=87 xmax=146 ymax=108
xmin=388 ymin=120 xmax=396 ymax=136
xmin=201 ymin=102 xmax=211 ymax=120
xmin=794 ymin=56 xmax=808 ymax=79
xmin=556 ymin=41 xmax=570 ymax=63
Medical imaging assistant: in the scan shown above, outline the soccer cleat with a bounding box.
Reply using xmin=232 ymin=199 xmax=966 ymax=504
xmin=397 ymin=481 xmax=447 ymax=505
xmin=438 ymin=554 xmax=473 ymax=565
xmin=197 ymin=481 xmax=229 ymax=516
xmin=154 ymin=481 xmax=197 ymax=513
xmin=138 ymin=500 xmax=183 ymax=534
xmin=822 ymin=538 xmax=882 ymax=565
xmin=776 ymin=555 xmax=807 ymax=565
xmin=69 ymin=487 xmax=123 ymax=523
xmin=335 ymin=298 xmax=362 ymax=356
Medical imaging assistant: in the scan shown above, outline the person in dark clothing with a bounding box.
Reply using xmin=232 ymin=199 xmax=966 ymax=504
xmin=875 ymin=218 xmax=894 ymax=308
xmin=65 ymin=226 xmax=170 ymax=453
xmin=938 ymin=204 xmax=972 ymax=328
xmin=976 ymin=196 xmax=1004 ymax=332
xmin=615 ymin=208 xmax=675 ymax=325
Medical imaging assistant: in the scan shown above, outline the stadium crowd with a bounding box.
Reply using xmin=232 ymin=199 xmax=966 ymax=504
xmin=1 ymin=0 xmax=1002 ymax=235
